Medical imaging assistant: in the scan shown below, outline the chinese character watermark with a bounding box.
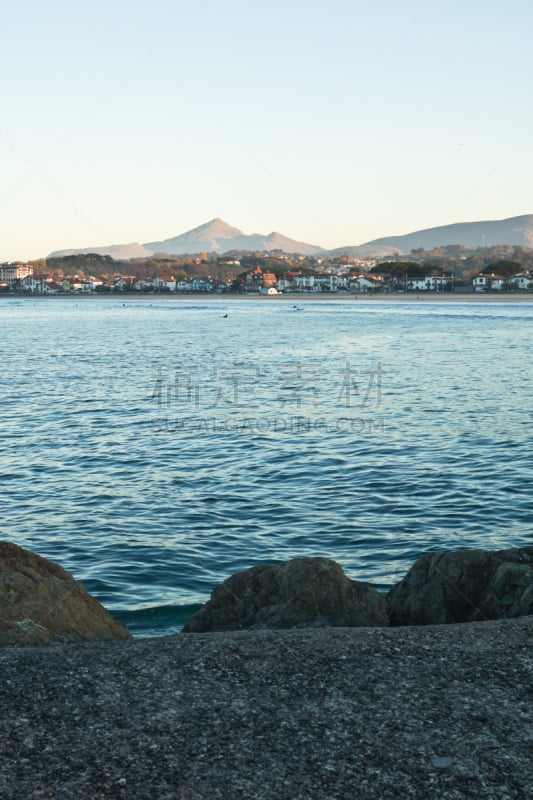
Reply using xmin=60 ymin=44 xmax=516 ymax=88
xmin=338 ymin=361 xmax=384 ymax=409
xmin=149 ymin=359 xmax=386 ymax=428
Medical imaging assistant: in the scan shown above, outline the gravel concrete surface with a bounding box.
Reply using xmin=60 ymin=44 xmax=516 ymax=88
xmin=1 ymin=617 xmax=532 ymax=800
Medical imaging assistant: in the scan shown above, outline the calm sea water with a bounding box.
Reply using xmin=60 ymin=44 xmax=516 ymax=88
xmin=1 ymin=297 xmax=532 ymax=636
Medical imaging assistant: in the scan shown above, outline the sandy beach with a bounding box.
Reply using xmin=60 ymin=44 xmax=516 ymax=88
xmin=1 ymin=617 xmax=531 ymax=799
xmin=2 ymin=292 xmax=532 ymax=304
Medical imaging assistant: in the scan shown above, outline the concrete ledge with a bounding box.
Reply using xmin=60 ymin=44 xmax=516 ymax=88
xmin=1 ymin=616 xmax=531 ymax=799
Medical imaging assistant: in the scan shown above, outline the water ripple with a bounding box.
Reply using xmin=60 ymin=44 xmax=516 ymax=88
xmin=1 ymin=298 xmax=532 ymax=635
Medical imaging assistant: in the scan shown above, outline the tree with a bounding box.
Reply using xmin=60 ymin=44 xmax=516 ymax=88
xmin=370 ymin=261 xmax=428 ymax=279
xmin=481 ymin=260 xmax=522 ymax=277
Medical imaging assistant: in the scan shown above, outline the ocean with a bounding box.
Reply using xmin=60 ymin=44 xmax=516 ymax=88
xmin=1 ymin=296 xmax=532 ymax=636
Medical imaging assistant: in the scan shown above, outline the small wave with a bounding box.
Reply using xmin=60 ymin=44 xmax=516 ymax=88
xmin=112 ymin=603 xmax=203 ymax=637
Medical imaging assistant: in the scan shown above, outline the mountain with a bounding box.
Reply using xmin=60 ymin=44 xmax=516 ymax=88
xmin=49 ymin=219 xmax=323 ymax=259
xmin=325 ymin=244 xmax=401 ymax=258
xmin=354 ymin=215 xmax=533 ymax=255
xmin=48 ymin=242 xmax=154 ymax=259
xmin=47 ymin=214 xmax=533 ymax=261
xmin=144 ymin=218 xmax=323 ymax=256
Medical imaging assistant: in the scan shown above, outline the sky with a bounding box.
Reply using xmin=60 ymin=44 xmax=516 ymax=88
xmin=1 ymin=0 xmax=533 ymax=261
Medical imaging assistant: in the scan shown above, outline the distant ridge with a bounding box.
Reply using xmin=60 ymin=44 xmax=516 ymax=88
xmin=325 ymin=243 xmax=401 ymax=258
xmin=356 ymin=214 xmax=533 ymax=255
xmin=48 ymin=242 xmax=154 ymax=260
xmin=47 ymin=214 xmax=533 ymax=260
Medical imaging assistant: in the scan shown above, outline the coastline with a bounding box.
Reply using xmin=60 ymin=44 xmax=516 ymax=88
xmin=1 ymin=291 xmax=533 ymax=304
xmin=1 ymin=616 xmax=531 ymax=799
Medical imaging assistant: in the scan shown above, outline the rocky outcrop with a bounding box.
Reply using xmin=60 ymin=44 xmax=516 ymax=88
xmin=183 ymin=557 xmax=389 ymax=632
xmin=0 ymin=542 xmax=131 ymax=645
xmin=387 ymin=546 xmax=533 ymax=626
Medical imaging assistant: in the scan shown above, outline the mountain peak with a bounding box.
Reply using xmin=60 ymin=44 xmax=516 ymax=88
xmin=143 ymin=220 xmax=322 ymax=256
xmin=197 ymin=217 xmax=242 ymax=234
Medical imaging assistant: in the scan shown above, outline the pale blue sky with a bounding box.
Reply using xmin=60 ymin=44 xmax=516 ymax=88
xmin=1 ymin=0 xmax=532 ymax=260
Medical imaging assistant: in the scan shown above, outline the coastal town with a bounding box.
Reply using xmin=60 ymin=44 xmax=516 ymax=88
xmin=1 ymin=254 xmax=532 ymax=295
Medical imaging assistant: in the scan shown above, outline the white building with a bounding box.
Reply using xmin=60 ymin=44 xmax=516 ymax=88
xmin=473 ymin=274 xmax=504 ymax=292
xmin=81 ymin=279 xmax=102 ymax=292
xmin=405 ymin=275 xmax=453 ymax=292
xmin=293 ymin=273 xmax=338 ymax=292
xmin=0 ymin=263 xmax=34 ymax=281
xmin=314 ymin=273 xmax=338 ymax=292
xmin=113 ymin=275 xmax=137 ymax=291
xmin=275 ymin=273 xmax=299 ymax=292
xmin=294 ymin=274 xmax=317 ymax=291
xmin=22 ymin=275 xmax=43 ymax=292
xmin=349 ymin=275 xmax=384 ymax=293
xmin=191 ymin=278 xmax=213 ymax=292
xmin=508 ymin=274 xmax=532 ymax=290
xmin=133 ymin=279 xmax=153 ymax=291
xmin=153 ymin=276 xmax=177 ymax=292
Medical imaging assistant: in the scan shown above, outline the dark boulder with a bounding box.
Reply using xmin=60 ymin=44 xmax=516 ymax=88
xmin=0 ymin=542 xmax=131 ymax=645
xmin=387 ymin=546 xmax=533 ymax=626
xmin=183 ymin=556 xmax=389 ymax=632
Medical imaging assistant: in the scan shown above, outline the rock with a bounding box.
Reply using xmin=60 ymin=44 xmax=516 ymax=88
xmin=387 ymin=546 xmax=533 ymax=626
xmin=182 ymin=557 xmax=389 ymax=632
xmin=0 ymin=542 xmax=131 ymax=645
